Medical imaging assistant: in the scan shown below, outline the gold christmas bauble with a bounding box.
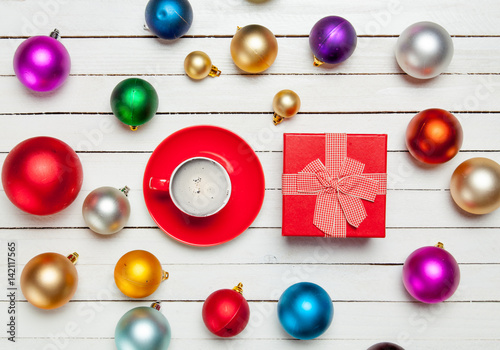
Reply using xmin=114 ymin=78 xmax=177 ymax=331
xmin=272 ymin=89 xmax=301 ymax=125
xmin=184 ymin=51 xmax=221 ymax=80
xmin=450 ymin=157 xmax=500 ymax=215
xmin=21 ymin=252 xmax=79 ymax=310
xmin=230 ymin=24 xmax=278 ymax=73
xmin=114 ymin=250 xmax=169 ymax=298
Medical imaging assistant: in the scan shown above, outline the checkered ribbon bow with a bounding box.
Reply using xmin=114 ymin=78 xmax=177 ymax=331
xmin=282 ymin=134 xmax=387 ymax=237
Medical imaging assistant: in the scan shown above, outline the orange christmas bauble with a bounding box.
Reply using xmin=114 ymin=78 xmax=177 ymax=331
xmin=114 ymin=250 xmax=168 ymax=298
xmin=406 ymin=109 xmax=463 ymax=164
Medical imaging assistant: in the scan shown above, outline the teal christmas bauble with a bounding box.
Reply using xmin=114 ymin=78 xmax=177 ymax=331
xmin=110 ymin=78 xmax=159 ymax=130
xmin=115 ymin=304 xmax=171 ymax=350
xmin=277 ymin=282 xmax=334 ymax=340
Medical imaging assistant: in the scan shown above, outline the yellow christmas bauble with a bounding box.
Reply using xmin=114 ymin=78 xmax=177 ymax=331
xmin=114 ymin=250 xmax=169 ymax=298
xmin=184 ymin=51 xmax=221 ymax=80
xmin=21 ymin=252 xmax=79 ymax=310
xmin=272 ymin=89 xmax=301 ymax=125
xmin=230 ymin=24 xmax=278 ymax=73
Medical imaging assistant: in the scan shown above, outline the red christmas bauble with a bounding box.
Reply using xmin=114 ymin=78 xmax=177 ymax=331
xmin=406 ymin=108 xmax=463 ymax=164
xmin=202 ymin=283 xmax=250 ymax=337
xmin=2 ymin=137 xmax=83 ymax=215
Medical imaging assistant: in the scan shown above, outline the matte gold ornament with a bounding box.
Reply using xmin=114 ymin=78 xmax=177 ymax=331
xmin=184 ymin=51 xmax=221 ymax=80
xmin=21 ymin=252 xmax=79 ymax=310
xmin=114 ymin=250 xmax=169 ymax=298
xmin=272 ymin=89 xmax=301 ymax=125
xmin=230 ymin=24 xmax=278 ymax=73
xmin=450 ymin=158 xmax=500 ymax=215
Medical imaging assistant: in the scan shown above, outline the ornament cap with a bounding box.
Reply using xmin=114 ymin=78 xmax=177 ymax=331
xmin=67 ymin=252 xmax=79 ymax=265
xmin=151 ymin=301 xmax=162 ymax=311
xmin=233 ymin=283 xmax=244 ymax=295
xmin=435 ymin=242 xmax=444 ymax=249
xmin=236 ymin=26 xmax=242 ymax=31
xmin=129 ymin=125 xmax=138 ymax=131
xmin=209 ymin=65 xmax=222 ymax=77
xmin=313 ymin=55 xmax=324 ymax=67
xmin=273 ymin=113 xmax=284 ymax=125
xmin=162 ymin=270 xmax=169 ymax=282
xmin=120 ymin=186 xmax=130 ymax=197
xmin=50 ymin=29 xmax=60 ymax=40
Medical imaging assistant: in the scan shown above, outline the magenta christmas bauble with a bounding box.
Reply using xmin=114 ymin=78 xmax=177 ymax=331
xmin=13 ymin=30 xmax=71 ymax=92
xmin=403 ymin=243 xmax=460 ymax=304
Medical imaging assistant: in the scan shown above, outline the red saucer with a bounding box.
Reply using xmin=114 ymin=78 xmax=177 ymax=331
xmin=143 ymin=125 xmax=265 ymax=246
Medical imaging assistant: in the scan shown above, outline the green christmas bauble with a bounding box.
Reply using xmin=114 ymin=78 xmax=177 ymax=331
xmin=110 ymin=78 xmax=159 ymax=130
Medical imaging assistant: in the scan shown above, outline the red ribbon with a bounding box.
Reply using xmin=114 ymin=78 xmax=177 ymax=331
xmin=282 ymin=134 xmax=387 ymax=237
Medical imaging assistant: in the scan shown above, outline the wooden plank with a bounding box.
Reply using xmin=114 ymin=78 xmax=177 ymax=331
xmin=1 ymin=0 xmax=500 ymax=36
xmin=1 ymin=227 xmax=499 ymax=264
xmin=0 ymin=75 xmax=499 ymax=114
xmin=2 ymin=264 xmax=498 ymax=302
xmin=0 ymin=114 xmax=498 ymax=152
xmin=4 ymin=338 xmax=498 ymax=350
xmin=3 ymin=301 xmax=498 ymax=340
xmin=2 ymin=37 xmax=500 ymax=75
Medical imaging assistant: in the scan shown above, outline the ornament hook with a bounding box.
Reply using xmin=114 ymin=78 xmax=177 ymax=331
xmin=67 ymin=252 xmax=79 ymax=265
xmin=151 ymin=301 xmax=162 ymax=311
xmin=233 ymin=283 xmax=244 ymax=294
xmin=162 ymin=270 xmax=169 ymax=281
xmin=209 ymin=65 xmax=222 ymax=77
xmin=120 ymin=186 xmax=130 ymax=197
xmin=313 ymin=55 xmax=324 ymax=67
xmin=273 ymin=113 xmax=284 ymax=125
xmin=50 ymin=29 xmax=60 ymax=40
xmin=435 ymin=242 xmax=444 ymax=249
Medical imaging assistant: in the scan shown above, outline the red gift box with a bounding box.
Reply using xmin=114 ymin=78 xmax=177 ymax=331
xmin=282 ymin=133 xmax=387 ymax=238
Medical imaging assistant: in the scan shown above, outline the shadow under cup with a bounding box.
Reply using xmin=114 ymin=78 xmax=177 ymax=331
xmin=149 ymin=157 xmax=232 ymax=217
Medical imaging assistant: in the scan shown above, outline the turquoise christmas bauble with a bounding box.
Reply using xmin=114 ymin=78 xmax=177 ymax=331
xmin=115 ymin=305 xmax=171 ymax=350
xmin=277 ymin=282 xmax=334 ymax=340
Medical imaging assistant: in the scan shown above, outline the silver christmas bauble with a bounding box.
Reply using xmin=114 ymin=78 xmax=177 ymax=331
xmin=395 ymin=21 xmax=453 ymax=79
xmin=82 ymin=186 xmax=131 ymax=235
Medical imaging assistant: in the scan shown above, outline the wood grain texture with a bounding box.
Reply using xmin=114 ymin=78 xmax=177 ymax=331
xmin=0 ymin=0 xmax=499 ymax=349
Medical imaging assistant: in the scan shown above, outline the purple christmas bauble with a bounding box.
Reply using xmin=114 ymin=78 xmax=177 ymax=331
xmin=367 ymin=342 xmax=404 ymax=350
xmin=403 ymin=244 xmax=460 ymax=304
xmin=14 ymin=30 xmax=71 ymax=92
xmin=309 ymin=16 xmax=357 ymax=66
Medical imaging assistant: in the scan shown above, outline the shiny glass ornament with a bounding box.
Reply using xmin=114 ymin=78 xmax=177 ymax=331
xmin=368 ymin=342 xmax=405 ymax=350
xmin=202 ymin=283 xmax=250 ymax=337
xmin=395 ymin=22 xmax=453 ymax=79
xmin=82 ymin=186 xmax=131 ymax=235
xmin=405 ymin=108 xmax=463 ymax=164
xmin=309 ymin=16 xmax=357 ymax=66
xmin=145 ymin=0 xmax=193 ymax=40
xmin=13 ymin=29 xmax=71 ymax=92
xmin=21 ymin=252 xmax=79 ymax=309
xmin=115 ymin=302 xmax=171 ymax=350
xmin=114 ymin=250 xmax=169 ymax=298
xmin=278 ymin=282 xmax=333 ymax=340
xmin=110 ymin=78 xmax=159 ymax=130
xmin=1 ymin=136 xmax=83 ymax=215
xmin=403 ymin=243 xmax=460 ymax=304
xmin=184 ymin=51 xmax=221 ymax=80
xmin=230 ymin=24 xmax=278 ymax=73
xmin=272 ymin=89 xmax=301 ymax=125
xmin=450 ymin=158 xmax=500 ymax=215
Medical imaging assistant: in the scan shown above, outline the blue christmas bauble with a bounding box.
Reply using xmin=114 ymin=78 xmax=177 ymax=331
xmin=277 ymin=282 xmax=333 ymax=340
xmin=115 ymin=305 xmax=171 ymax=350
xmin=145 ymin=0 xmax=193 ymax=40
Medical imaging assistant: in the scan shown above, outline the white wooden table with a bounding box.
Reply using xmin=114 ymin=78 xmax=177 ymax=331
xmin=1 ymin=1 xmax=500 ymax=349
